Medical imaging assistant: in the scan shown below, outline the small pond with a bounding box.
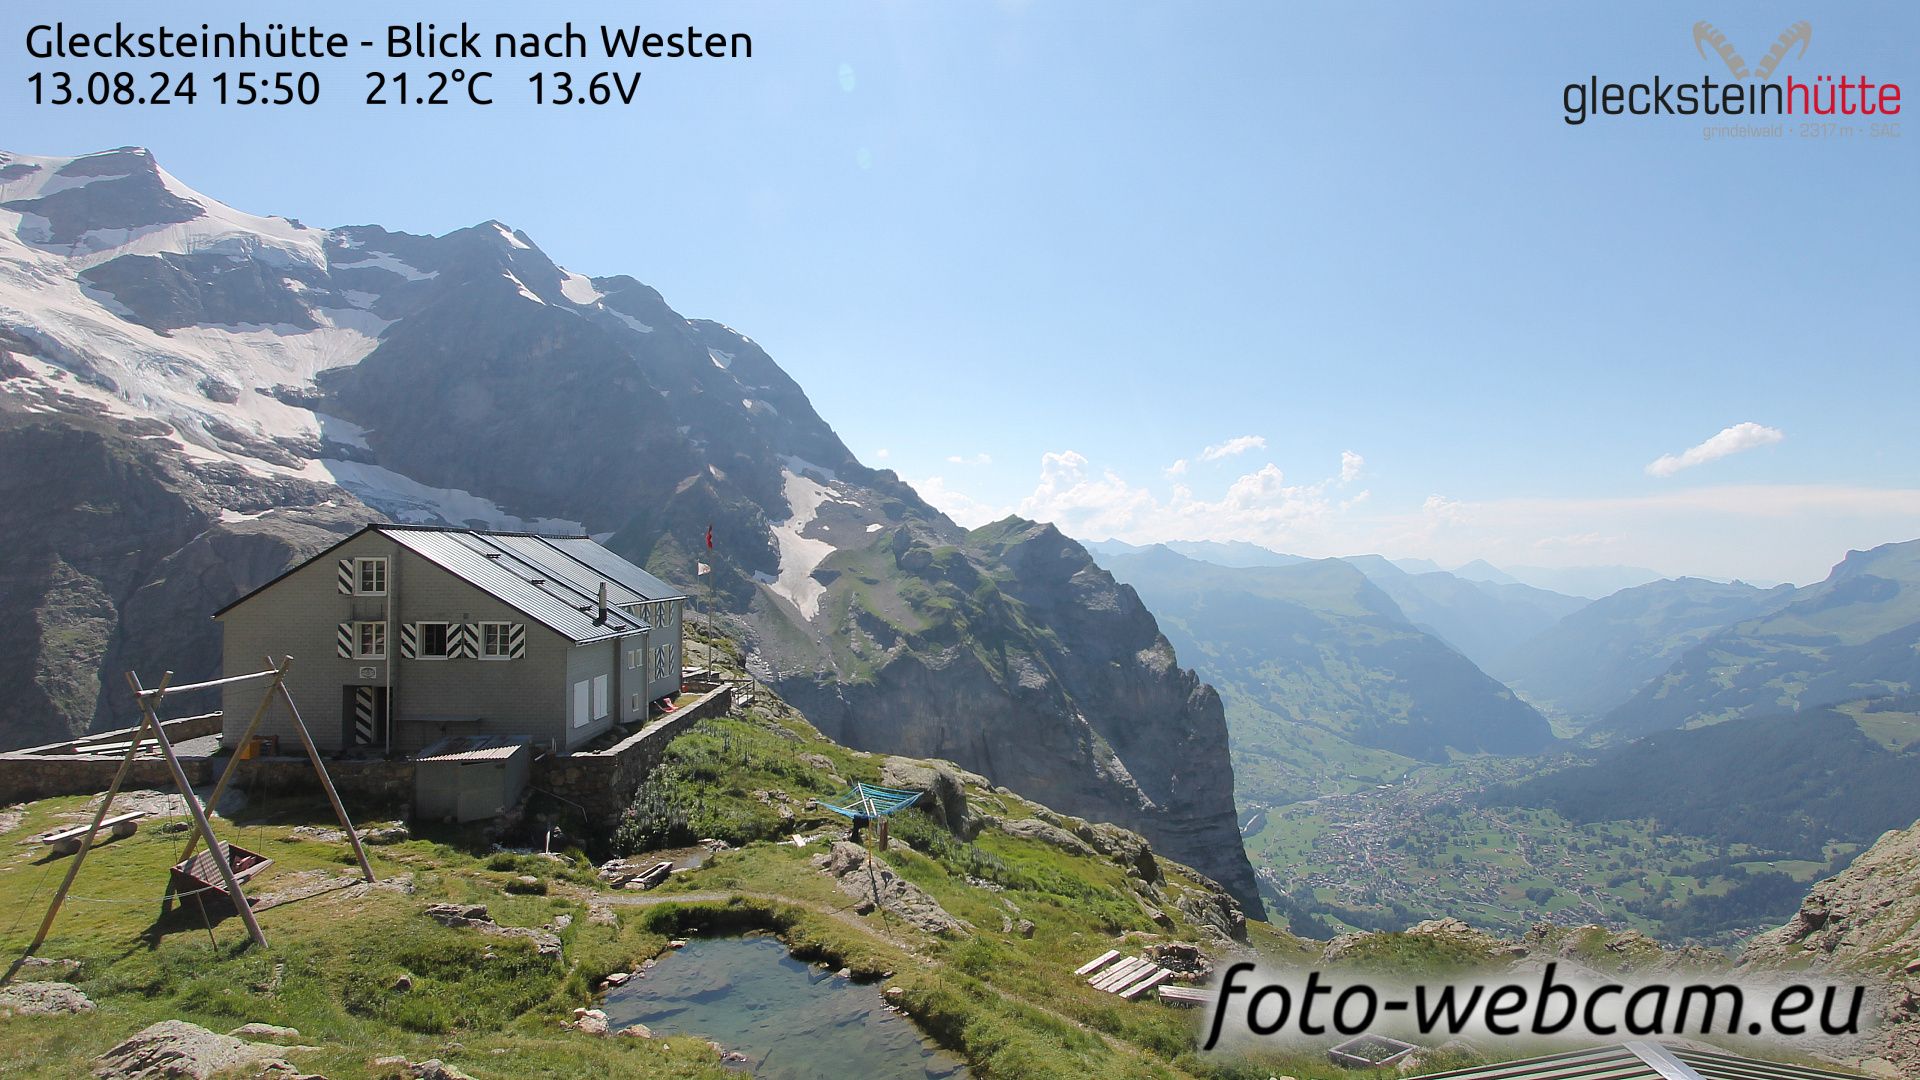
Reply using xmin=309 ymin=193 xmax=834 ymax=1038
xmin=603 ymin=934 xmax=968 ymax=1079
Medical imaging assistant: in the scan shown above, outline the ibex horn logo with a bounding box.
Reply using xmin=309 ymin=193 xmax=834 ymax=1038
xmin=1693 ymin=20 xmax=1811 ymax=80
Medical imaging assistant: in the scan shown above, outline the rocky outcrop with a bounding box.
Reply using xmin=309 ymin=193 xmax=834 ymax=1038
xmin=814 ymin=840 xmax=969 ymax=935
xmin=0 ymin=980 xmax=94 ymax=1016
xmin=92 ymin=1020 xmax=298 ymax=1079
xmin=1741 ymin=817 xmax=1920 ymax=1078
xmin=881 ymin=757 xmax=985 ymax=840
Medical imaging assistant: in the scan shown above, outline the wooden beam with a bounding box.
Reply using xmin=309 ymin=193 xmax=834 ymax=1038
xmin=131 ymin=670 xmax=268 ymax=949
xmin=1073 ymin=949 xmax=1123 ymax=977
xmin=136 ymin=669 xmax=282 ymax=697
xmin=23 ymin=673 xmax=167 ymax=956
xmin=268 ymin=657 xmax=374 ymax=883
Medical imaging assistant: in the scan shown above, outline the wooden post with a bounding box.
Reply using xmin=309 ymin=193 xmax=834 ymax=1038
xmin=180 ymin=658 xmax=291 ymax=866
xmin=268 ymin=657 xmax=375 ymax=883
xmin=130 ymin=671 xmax=269 ymax=950
xmin=23 ymin=674 xmax=167 ymax=956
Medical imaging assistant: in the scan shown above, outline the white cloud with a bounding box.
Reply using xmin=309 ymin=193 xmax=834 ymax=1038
xmin=1015 ymin=450 xmax=1345 ymax=547
xmin=873 ymin=448 xmax=891 ymax=461
xmin=1340 ymin=450 xmax=1365 ymax=484
xmin=1645 ymin=422 xmax=1784 ymax=478
xmin=1165 ymin=458 xmax=1189 ymax=477
xmin=1199 ymin=435 xmax=1266 ymax=462
xmin=912 ymin=475 xmax=1011 ymax=529
xmin=945 ymin=452 xmax=992 ymax=466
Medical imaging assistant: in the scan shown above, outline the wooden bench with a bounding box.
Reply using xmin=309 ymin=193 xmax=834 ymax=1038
xmin=168 ymin=842 xmax=273 ymax=911
xmin=1156 ymin=984 xmax=1218 ymax=1008
xmin=41 ymin=812 xmax=145 ymax=856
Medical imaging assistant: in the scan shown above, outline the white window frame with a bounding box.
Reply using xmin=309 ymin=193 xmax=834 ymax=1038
xmin=355 ymin=557 xmax=387 ymax=596
xmin=592 ymin=674 xmax=610 ymax=720
xmin=479 ymin=622 xmax=512 ymax=659
xmin=416 ymin=621 xmax=451 ymax=660
xmin=355 ymin=621 xmax=386 ymax=659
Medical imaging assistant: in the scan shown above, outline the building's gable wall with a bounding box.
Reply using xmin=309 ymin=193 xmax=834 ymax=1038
xmin=219 ymin=533 xmax=571 ymax=755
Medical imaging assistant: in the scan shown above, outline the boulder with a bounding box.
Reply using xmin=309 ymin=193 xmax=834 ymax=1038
xmin=813 ymin=841 xmax=969 ymax=935
xmin=93 ymin=1020 xmax=288 ymax=1079
xmin=881 ymin=758 xmax=984 ymax=840
xmin=228 ymin=1023 xmax=301 ymax=1041
xmin=0 ymin=980 xmax=94 ymax=1017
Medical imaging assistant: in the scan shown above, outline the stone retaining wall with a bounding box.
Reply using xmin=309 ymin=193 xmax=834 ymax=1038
xmin=0 ymin=686 xmax=735 ymax=826
xmin=532 ymin=683 xmax=734 ymax=823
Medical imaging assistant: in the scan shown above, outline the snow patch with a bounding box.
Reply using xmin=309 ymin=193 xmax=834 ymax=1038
xmin=761 ymin=469 xmax=842 ymax=620
xmin=319 ymin=459 xmax=583 ymax=534
xmin=609 ymin=310 xmax=653 ymax=334
xmin=779 ymin=455 xmax=839 ymax=483
xmin=332 ymin=249 xmax=437 ymax=281
xmin=502 ymin=271 xmax=546 ymax=304
xmin=493 ymin=222 xmax=531 ymax=249
xmin=558 ymin=271 xmax=603 ymax=305
xmin=219 ymin=508 xmax=271 ymax=523
xmin=866 ymin=523 xmax=884 ymax=533
xmin=707 ymin=347 xmax=733 ymax=370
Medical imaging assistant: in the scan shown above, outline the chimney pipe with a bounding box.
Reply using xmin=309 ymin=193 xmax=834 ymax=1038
xmin=597 ymin=581 xmax=609 ymax=625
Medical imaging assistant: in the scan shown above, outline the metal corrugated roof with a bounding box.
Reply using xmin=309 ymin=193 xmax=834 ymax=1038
xmin=382 ymin=529 xmax=649 ymax=643
xmin=466 ymin=534 xmax=655 ymax=608
xmin=536 ymin=537 xmax=686 ymax=601
xmin=1404 ymin=1043 xmax=1869 ymax=1080
xmin=413 ymin=735 xmax=531 ymax=762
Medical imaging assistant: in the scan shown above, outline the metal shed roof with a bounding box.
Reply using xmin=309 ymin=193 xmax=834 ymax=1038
xmin=1404 ymin=1042 xmax=1870 ymax=1080
xmin=413 ymin=735 xmax=531 ymax=763
xmin=536 ymin=536 xmax=686 ymax=601
xmin=382 ymin=528 xmax=652 ymax=644
xmin=211 ymin=524 xmax=687 ymax=644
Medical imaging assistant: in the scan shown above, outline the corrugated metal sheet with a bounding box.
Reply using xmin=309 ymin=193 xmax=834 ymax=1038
xmin=382 ymin=528 xmax=647 ymax=643
xmin=1404 ymin=1044 xmax=1869 ymax=1080
xmin=413 ymin=735 xmax=530 ymax=762
xmin=538 ymin=537 xmax=687 ymax=601
xmin=468 ymin=533 xmax=655 ymax=608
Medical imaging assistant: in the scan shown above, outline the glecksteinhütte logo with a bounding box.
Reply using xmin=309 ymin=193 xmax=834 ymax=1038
xmin=1562 ymin=19 xmax=1902 ymax=125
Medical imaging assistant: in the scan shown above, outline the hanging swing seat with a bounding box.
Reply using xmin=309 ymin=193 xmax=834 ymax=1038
xmin=170 ymin=842 xmax=273 ymax=910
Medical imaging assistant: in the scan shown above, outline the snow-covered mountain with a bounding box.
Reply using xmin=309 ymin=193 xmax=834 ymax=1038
xmin=0 ymin=147 xmax=1259 ymax=913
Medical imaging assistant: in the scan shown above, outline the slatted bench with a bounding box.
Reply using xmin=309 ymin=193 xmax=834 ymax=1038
xmin=1156 ymin=984 xmax=1218 ymax=1008
xmin=40 ymin=812 xmax=145 ymax=856
xmin=1076 ymin=950 xmax=1177 ymax=1000
xmin=168 ymin=842 xmax=273 ymax=912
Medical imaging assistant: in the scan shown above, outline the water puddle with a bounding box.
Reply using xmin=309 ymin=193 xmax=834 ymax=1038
xmin=602 ymin=934 xmax=968 ymax=1079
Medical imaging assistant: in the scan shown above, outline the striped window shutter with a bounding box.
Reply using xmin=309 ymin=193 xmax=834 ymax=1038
xmin=398 ymin=623 xmax=418 ymax=659
xmin=336 ymin=622 xmax=354 ymax=658
xmin=450 ymin=623 xmax=479 ymax=659
xmin=507 ymin=623 xmax=526 ymax=659
xmin=337 ymin=559 xmax=354 ymax=594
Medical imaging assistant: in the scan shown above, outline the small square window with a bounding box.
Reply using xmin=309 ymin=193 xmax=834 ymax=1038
xmin=417 ymin=622 xmax=450 ymax=659
xmin=480 ymin=622 xmax=511 ymax=658
xmin=355 ymin=557 xmax=387 ymax=595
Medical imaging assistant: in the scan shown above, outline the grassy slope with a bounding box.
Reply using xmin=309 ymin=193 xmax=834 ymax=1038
xmin=0 ymin=633 xmax=1465 ymax=1080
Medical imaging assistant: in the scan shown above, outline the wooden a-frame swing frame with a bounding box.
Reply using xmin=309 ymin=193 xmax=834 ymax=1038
xmin=21 ymin=655 xmax=375 ymax=957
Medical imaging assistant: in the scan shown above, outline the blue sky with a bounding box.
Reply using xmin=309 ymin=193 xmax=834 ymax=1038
xmin=7 ymin=1 xmax=1916 ymax=583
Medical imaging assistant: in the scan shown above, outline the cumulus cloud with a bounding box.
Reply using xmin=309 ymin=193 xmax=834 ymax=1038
xmin=1646 ymin=422 xmax=1784 ymax=478
xmin=1015 ymin=450 xmax=1347 ymax=548
xmin=873 ymin=448 xmax=891 ymax=461
xmin=911 ymin=475 xmax=1010 ymax=529
xmin=945 ymin=452 xmax=992 ymax=466
xmin=1165 ymin=458 xmax=1189 ymax=477
xmin=1340 ymin=450 xmax=1365 ymax=484
xmin=1199 ymin=435 xmax=1266 ymax=462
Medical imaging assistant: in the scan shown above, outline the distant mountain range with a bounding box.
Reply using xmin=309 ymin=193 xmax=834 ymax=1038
xmin=1099 ymin=547 xmax=1554 ymax=813
xmin=1598 ymin=539 xmax=1920 ymax=738
xmin=1498 ymin=577 xmax=1799 ymax=724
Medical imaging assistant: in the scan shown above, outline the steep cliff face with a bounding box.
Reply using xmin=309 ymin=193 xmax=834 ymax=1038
xmin=0 ymin=147 xmax=1259 ymax=913
xmin=1741 ymin=817 xmax=1920 ymax=1078
xmin=772 ymin=519 xmax=1260 ymax=912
